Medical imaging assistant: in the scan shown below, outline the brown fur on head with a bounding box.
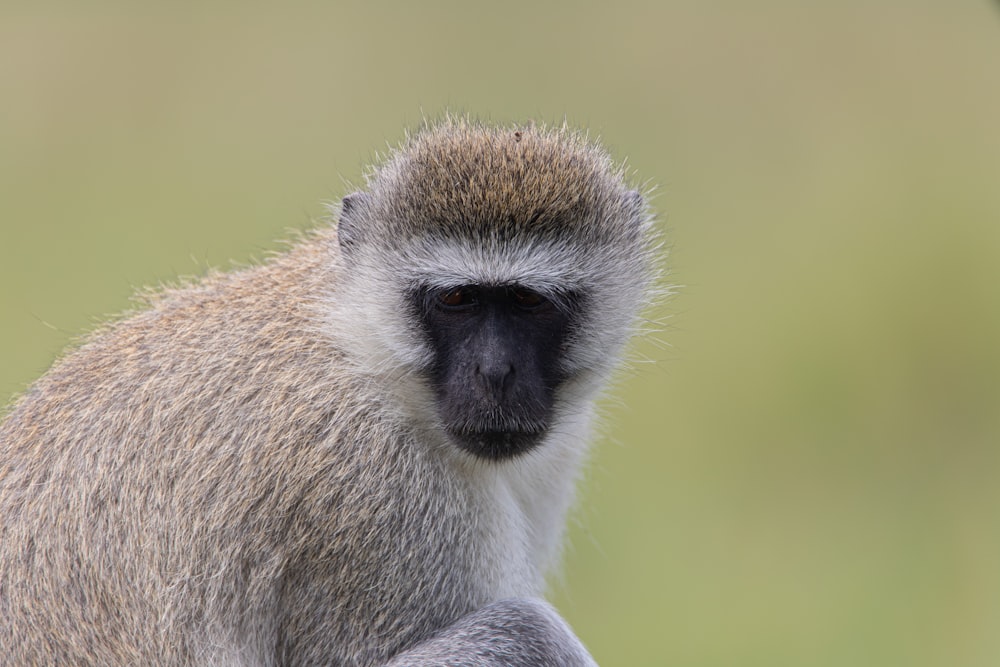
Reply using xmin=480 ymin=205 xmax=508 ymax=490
xmin=338 ymin=116 xmax=648 ymax=251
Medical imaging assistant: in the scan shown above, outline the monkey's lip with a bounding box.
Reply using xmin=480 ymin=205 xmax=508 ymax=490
xmin=448 ymin=428 xmax=546 ymax=461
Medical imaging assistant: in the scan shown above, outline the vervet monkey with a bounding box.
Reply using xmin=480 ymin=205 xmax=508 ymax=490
xmin=0 ymin=117 xmax=658 ymax=665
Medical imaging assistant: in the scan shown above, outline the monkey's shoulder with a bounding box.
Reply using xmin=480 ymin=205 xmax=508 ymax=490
xmin=0 ymin=240 xmax=358 ymax=486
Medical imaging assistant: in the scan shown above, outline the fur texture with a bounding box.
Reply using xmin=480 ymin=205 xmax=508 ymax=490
xmin=0 ymin=117 xmax=657 ymax=665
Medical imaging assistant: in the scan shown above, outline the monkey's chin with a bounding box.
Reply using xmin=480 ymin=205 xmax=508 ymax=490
xmin=449 ymin=429 xmax=546 ymax=461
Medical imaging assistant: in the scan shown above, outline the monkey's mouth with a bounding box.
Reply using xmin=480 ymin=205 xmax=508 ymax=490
xmin=448 ymin=427 xmax=546 ymax=461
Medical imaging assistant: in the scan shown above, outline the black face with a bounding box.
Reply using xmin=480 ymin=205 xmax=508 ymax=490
xmin=416 ymin=283 xmax=577 ymax=461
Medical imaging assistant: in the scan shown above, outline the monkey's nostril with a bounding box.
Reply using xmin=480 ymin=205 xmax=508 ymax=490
xmin=502 ymin=364 xmax=516 ymax=393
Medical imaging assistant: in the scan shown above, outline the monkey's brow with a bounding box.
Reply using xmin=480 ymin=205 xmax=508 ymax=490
xmin=415 ymin=282 xmax=581 ymax=310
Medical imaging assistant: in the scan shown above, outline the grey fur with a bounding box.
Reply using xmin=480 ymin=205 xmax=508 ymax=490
xmin=0 ymin=117 xmax=657 ymax=665
xmin=386 ymin=599 xmax=597 ymax=667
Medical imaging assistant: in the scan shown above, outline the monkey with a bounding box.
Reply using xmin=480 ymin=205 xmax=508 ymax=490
xmin=0 ymin=116 xmax=658 ymax=665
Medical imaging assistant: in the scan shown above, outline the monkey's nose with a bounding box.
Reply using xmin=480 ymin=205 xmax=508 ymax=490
xmin=474 ymin=361 xmax=516 ymax=401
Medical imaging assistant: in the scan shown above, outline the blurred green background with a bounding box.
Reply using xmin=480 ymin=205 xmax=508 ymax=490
xmin=3 ymin=2 xmax=1000 ymax=665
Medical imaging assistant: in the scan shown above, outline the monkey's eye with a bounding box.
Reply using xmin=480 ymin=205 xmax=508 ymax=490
xmin=509 ymin=287 xmax=548 ymax=310
xmin=437 ymin=287 xmax=478 ymax=310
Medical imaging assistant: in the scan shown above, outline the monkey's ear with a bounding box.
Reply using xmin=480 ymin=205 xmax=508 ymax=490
xmin=337 ymin=192 xmax=368 ymax=256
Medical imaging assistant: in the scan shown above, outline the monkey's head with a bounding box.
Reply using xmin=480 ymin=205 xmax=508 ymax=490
xmin=332 ymin=118 xmax=656 ymax=461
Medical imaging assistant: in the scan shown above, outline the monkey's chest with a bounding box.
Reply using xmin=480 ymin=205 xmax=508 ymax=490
xmin=277 ymin=461 xmax=542 ymax=664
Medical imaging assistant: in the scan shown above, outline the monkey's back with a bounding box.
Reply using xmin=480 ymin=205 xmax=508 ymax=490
xmin=0 ymin=230 xmax=486 ymax=665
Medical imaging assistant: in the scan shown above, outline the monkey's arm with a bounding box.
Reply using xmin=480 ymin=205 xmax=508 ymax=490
xmin=384 ymin=598 xmax=598 ymax=667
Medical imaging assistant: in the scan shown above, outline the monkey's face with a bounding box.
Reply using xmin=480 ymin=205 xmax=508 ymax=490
xmin=332 ymin=121 xmax=657 ymax=462
xmin=415 ymin=283 xmax=577 ymax=461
